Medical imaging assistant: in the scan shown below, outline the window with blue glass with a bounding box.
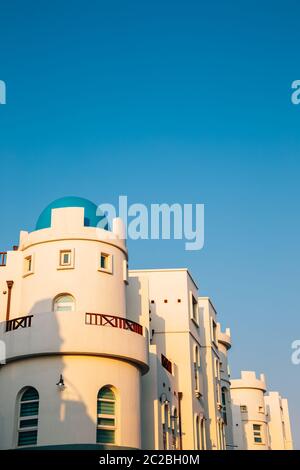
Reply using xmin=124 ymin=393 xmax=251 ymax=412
xmin=97 ymin=387 xmax=116 ymax=445
xmin=18 ymin=387 xmax=39 ymax=447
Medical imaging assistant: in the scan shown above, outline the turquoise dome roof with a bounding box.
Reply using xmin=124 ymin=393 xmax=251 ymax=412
xmin=36 ymin=197 xmax=108 ymax=231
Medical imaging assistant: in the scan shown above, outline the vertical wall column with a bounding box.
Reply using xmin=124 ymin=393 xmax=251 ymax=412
xmin=5 ymin=281 xmax=14 ymax=322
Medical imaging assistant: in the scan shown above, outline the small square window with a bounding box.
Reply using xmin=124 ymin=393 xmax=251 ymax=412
xmin=99 ymin=253 xmax=113 ymax=274
xmin=240 ymin=405 xmax=248 ymax=413
xmin=58 ymin=249 xmax=74 ymax=270
xmin=60 ymin=250 xmax=71 ymax=266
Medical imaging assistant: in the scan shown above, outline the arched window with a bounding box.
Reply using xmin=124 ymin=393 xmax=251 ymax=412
xmin=54 ymin=294 xmax=75 ymax=312
xmin=97 ymin=387 xmax=116 ymax=445
xmin=17 ymin=387 xmax=39 ymax=447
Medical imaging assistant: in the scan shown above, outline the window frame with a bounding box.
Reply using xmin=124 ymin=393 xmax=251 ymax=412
xmin=190 ymin=292 xmax=199 ymax=327
xmin=23 ymin=254 xmax=34 ymax=277
xmin=53 ymin=293 xmax=75 ymax=313
xmin=212 ymin=319 xmax=218 ymax=345
xmin=98 ymin=252 xmax=113 ymax=274
xmin=57 ymin=249 xmax=75 ymax=270
xmin=253 ymin=423 xmax=264 ymax=444
xmin=221 ymin=387 xmax=228 ymax=425
xmin=17 ymin=387 xmax=39 ymax=448
xmin=96 ymin=387 xmax=117 ymax=445
xmin=193 ymin=345 xmax=202 ymax=396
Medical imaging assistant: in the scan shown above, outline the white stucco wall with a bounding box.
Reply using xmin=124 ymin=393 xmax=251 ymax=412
xmin=231 ymin=371 xmax=269 ymax=450
xmin=0 ymin=206 xmax=148 ymax=450
xmin=0 ymin=355 xmax=142 ymax=449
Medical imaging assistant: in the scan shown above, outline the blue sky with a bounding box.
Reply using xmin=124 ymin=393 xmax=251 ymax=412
xmin=0 ymin=0 xmax=300 ymax=448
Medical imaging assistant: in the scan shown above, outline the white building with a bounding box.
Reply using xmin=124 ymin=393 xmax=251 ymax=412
xmin=265 ymin=392 xmax=293 ymax=450
xmin=231 ymin=372 xmax=294 ymax=450
xmin=0 ymin=198 xmax=294 ymax=450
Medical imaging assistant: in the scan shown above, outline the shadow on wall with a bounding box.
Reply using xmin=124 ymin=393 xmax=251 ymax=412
xmin=0 ymin=298 xmax=125 ymax=450
xmin=230 ymin=403 xmax=246 ymax=450
xmin=128 ymin=276 xmax=176 ymax=450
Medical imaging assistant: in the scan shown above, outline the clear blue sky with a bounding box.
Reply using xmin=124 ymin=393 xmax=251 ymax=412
xmin=0 ymin=0 xmax=299 ymax=448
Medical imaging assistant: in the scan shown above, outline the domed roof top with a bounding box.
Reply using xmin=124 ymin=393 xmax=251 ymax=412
xmin=36 ymin=196 xmax=108 ymax=231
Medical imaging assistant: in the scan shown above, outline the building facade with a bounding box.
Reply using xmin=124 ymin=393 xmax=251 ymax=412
xmin=265 ymin=392 xmax=293 ymax=450
xmin=0 ymin=198 xmax=294 ymax=450
xmin=231 ymin=372 xmax=294 ymax=450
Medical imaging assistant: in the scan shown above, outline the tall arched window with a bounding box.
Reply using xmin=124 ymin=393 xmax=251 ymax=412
xmin=17 ymin=387 xmax=39 ymax=447
xmin=97 ymin=387 xmax=116 ymax=445
xmin=54 ymin=294 xmax=75 ymax=312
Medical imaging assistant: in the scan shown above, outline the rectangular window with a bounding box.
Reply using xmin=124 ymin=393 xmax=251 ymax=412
xmin=253 ymin=424 xmax=263 ymax=443
xmin=57 ymin=249 xmax=75 ymax=270
xmin=98 ymin=400 xmax=115 ymax=415
xmin=26 ymin=257 xmax=32 ymax=272
xmin=18 ymin=430 xmax=38 ymax=447
xmin=190 ymin=294 xmax=199 ymax=325
xmin=23 ymin=255 xmax=34 ymax=275
xmin=60 ymin=250 xmax=72 ymax=266
xmin=240 ymin=405 xmax=248 ymax=413
xmin=20 ymin=402 xmax=39 ymax=417
xmin=212 ymin=320 xmax=217 ymax=344
xmin=161 ymin=354 xmax=173 ymax=374
xmin=101 ymin=254 xmax=109 ymax=270
xmin=99 ymin=252 xmax=113 ymax=274
xmin=97 ymin=418 xmax=115 ymax=427
xmin=19 ymin=418 xmax=38 ymax=428
xmin=96 ymin=429 xmax=115 ymax=444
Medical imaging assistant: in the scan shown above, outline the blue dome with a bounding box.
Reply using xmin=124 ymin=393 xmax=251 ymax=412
xmin=36 ymin=196 xmax=108 ymax=231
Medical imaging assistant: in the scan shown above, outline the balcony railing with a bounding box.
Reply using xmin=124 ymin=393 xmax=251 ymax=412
xmin=86 ymin=313 xmax=143 ymax=336
xmin=5 ymin=315 xmax=33 ymax=332
xmin=0 ymin=252 xmax=7 ymax=266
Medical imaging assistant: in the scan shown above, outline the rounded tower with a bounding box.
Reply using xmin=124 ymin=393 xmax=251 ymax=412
xmin=230 ymin=371 xmax=268 ymax=450
xmin=0 ymin=197 xmax=149 ymax=449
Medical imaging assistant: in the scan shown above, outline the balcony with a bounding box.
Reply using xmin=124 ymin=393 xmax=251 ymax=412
xmin=5 ymin=315 xmax=33 ymax=332
xmin=0 ymin=311 xmax=149 ymax=374
xmin=86 ymin=313 xmax=143 ymax=335
xmin=0 ymin=252 xmax=7 ymax=266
